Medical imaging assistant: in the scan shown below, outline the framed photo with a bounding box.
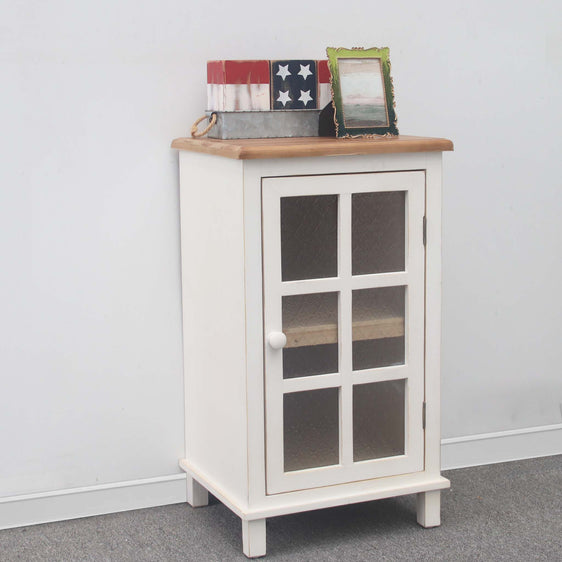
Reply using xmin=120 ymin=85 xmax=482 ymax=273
xmin=326 ymin=47 xmax=398 ymax=137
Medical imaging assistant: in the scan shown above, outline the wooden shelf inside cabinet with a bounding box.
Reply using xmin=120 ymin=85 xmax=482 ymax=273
xmin=285 ymin=317 xmax=404 ymax=348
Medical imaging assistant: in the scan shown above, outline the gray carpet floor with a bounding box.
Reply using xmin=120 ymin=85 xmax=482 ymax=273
xmin=1 ymin=455 xmax=560 ymax=561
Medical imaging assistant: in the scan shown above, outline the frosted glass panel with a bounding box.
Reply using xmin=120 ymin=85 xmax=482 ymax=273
xmin=353 ymin=380 xmax=405 ymax=461
xmin=282 ymin=292 xmax=338 ymax=378
xmin=352 ymin=191 xmax=405 ymax=275
xmin=281 ymin=195 xmax=338 ymax=281
xmin=352 ymin=287 xmax=405 ymax=370
xmin=284 ymin=388 xmax=339 ymax=472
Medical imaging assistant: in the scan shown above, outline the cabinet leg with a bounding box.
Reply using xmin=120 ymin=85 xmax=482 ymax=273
xmin=416 ymin=490 xmax=441 ymax=528
xmin=186 ymin=475 xmax=208 ymax=508
xmin=242 ymin=518 xmax=266 ymax=558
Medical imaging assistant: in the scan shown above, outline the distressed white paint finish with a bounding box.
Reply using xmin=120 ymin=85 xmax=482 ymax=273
xmin=207 ymin=84 xmax=270 ymax=112
xmin=318 ymin=83 xmax=332 ymax=108
xmin=179 ymin=151 xmax=249 ymax=511
xmin=262 ymin=171 xmax=426 ymax=494
xmin=179 ymin=150 xmax=449 ymax=556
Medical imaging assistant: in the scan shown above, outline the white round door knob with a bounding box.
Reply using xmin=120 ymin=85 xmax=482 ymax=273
xmin=268 ymin=331 xmax=287 ymax=350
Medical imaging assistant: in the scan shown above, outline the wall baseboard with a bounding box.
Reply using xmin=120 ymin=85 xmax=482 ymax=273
xmin=1 ymin=425 xmax=561 ymax=530
xmin=441 ymin=423 xmax=562 ymax=470
xmin=0 ymin=474 xmax=187 ymax=531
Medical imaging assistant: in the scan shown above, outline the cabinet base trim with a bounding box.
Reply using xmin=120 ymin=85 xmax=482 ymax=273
xmin=179 ymin=459 xmax=249 ymax=518
xmin=248 ymin=474 xmax=450 ymax=520
xmin=180 ymin=459 xmax=449 ymax=520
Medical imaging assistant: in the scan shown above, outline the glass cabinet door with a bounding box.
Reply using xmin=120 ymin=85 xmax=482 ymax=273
xmin=262 ymin=171 xmax=425 ymax=494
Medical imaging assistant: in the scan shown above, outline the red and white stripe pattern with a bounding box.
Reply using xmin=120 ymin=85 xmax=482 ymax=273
xmin=317 ymin=60 xmax=332 ymax=109
xmin=207 ymin=60 xmax=270 ymax=111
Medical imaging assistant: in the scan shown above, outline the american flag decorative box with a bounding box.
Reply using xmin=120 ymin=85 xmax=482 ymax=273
xmin=271 ymin=60 xmax=318 ymax=110
xmin=269 ymin=60 xmax=332 ymax=111
xmin=207 ymin=60 xmax=270 ymax=111
xmin=204 ymin=59 xmax=333 ymax=139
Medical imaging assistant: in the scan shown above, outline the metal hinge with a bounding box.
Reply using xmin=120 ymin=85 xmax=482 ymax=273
xmin=422 ymin=401 xmax=427 ymax=429
xmin=423 ymin=216 xmax=427 ymax=246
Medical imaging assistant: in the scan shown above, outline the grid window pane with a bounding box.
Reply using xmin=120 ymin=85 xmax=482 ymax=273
xmin=284 ymin=388 xmax=340 ymax=472
xmin=282 ymin=292 xmax=339 ymax=379
xmin=352 ymin=191 xmax=405 ymax=275
xmin=353 ymin=380 xmax=405 ymax=462
xmin=352 ymin=286 xmax=405 ymax=371
xmin=281 ymin=195 xmax=338 ymax=281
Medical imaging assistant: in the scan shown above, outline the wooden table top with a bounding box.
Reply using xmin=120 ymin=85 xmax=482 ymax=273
xmin=171 ymin=135 xmax=454 ymax=160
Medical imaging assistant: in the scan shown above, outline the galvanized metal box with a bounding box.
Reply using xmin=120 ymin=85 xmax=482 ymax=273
xmin=206 ymin=110 xmax=321 ymax=139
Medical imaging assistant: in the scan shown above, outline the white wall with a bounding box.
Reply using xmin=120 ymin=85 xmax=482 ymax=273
xmin=1 ymin=0 xmax=561 ymax=523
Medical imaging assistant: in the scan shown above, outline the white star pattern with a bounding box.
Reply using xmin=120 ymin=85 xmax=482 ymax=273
xmin=276 ymin=64 xmax=291 ymax=80
xmin=277 ymin=90 xmax=292 ymax=106
xmin=298 ymin=90 xmax=313 ymax=106
xmin=298 ymin=64 xmax=313 ymax=80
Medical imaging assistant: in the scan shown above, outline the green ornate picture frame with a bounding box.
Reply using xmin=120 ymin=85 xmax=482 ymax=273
xmin=327 ymin=47 xmax=398 ymax=137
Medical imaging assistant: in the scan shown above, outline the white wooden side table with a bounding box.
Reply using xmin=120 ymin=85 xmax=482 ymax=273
xmin=172 ymin=135 xmax=453 ymax=558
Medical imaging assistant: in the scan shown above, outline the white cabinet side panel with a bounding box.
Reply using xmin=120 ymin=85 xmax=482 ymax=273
xmin=242 ymin=162 xmax=267 ymax=505
xmin=424 ymin=152 xmax=443 ymax=475
xmin=179 ymin=152 xmax=248 ymax=506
